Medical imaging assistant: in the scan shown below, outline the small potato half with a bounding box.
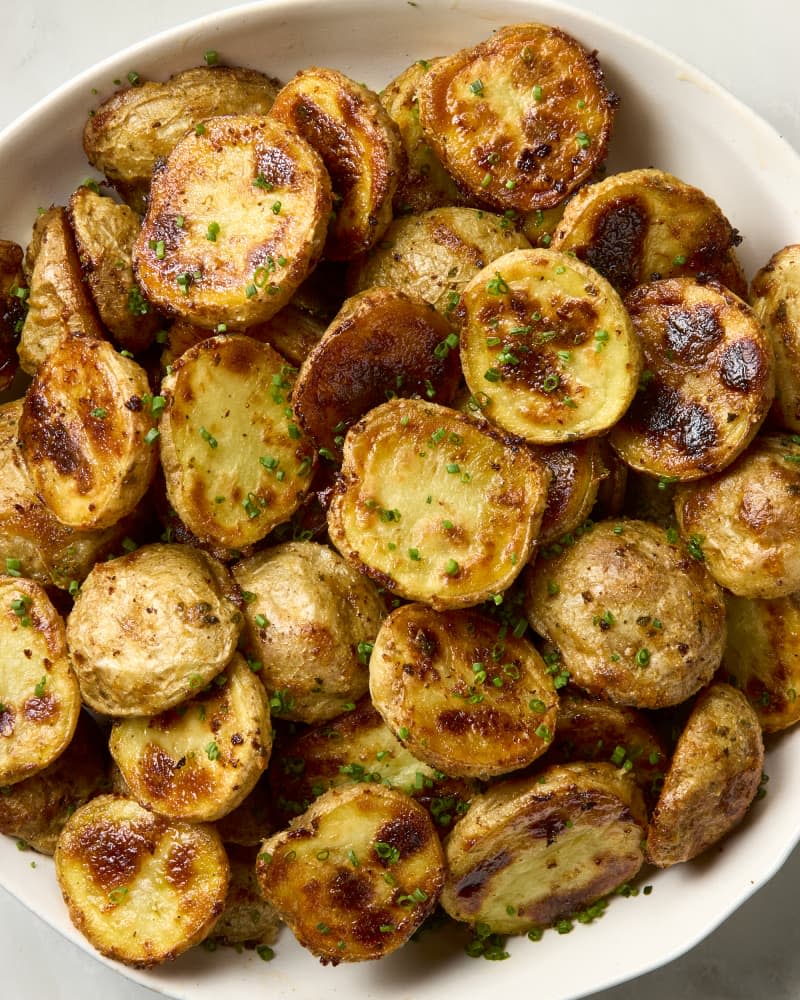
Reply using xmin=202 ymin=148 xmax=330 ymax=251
xmin=536 ymin=439 xmax=608 ymax=545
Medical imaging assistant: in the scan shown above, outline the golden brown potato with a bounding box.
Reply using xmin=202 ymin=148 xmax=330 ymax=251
xmin=233 ymin=541 xmax=385 ymax=724
xmin=210 ymin=845 xmax=281 ymax=946
xmin=369 ymin=603 xmax=559 ymax=778
xmin=417 ymin=24 xmax=616 ymax=212
xmin=270 ymin=66 xmax=402 ymax=259
xmin=525 ymin=519 xmax=726 ymax=708
xmin=256 ymin=784 xmax=444 ymax=963
xmin=459 ymin=248 xmax=641 ymax=444
xmin=68 ymin=186 xmax=161 ymax=353
xmin=440 ymin=762 xmax=647 ymax=933
xmin=673 ymin=433 xmax=800 ymax=598
xmin=133 ymin=116 xmax=332 ymax=330
xmin=292 ymin=287 xmax=462 ymax=453
xmin=83 ymin=66 xmax=281 ymax=213
xmin=591 ymin=437 xmax=628 ymax=520
xmin=0 ymin=239 xmax=25 ymax=391
xmin=646 ymin=682 xmax=764 ymax=867
xmin=18 ymin=207 xmax=105 ymax=373
xmin=55 ymin=794 xmax=229 ymax=967
xmin=327 ymin=398 xmax=551 ymax=609
xmin=66 ymin=543 xmax=242 ymax=716
xmin=251 ymin=303 xmax=326 ymax=367
xmin=610 ymin=279 xmax=774 ymax=480
xmin=346 ymin=206 xmax=530 ymax=314
xmin=23 ymin=207 xmax=59 ymax=282
xmin=552 ymin=168 xmax=746 ymax=296
xmin=19 ymin=336 xmax=158 ymax=530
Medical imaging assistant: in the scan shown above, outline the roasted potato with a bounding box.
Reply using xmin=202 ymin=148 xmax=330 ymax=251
xmin=210 ymin=845 xmax=281 ymax=946
xmin=66 ymin=543 xmax=242 ymax=716
xmin=532 ymin=440 xmax=607 ymax=546
xmin=0 ymin=239 xmax=25 ymax=391
xmin=214 ymin=771 xmax=274 ymax=846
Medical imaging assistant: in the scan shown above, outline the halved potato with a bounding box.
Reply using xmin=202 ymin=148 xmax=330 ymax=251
xmin=417 ymin=24 xmax=616 ymax=212
xmin=256 ymin=784 xmax=444 ymax=963
xmin=55 ymin=794 xmax=229 ymax=967
xmin=133 ymin=116 xmax=332 ymax=330
xmin=552 ymin=168 xmax=746 ymax=296
xmin=646 ymin=683 xmax=764 ymax=867
xmin=66 ymin=543 xmax=242 ymax=717
xmin=292 ymin=287 xmax=462 ymax=453
xmin=536 ymin=439 xmax=607 ymax=545
xmin=459 ymin=248 xmax=641 ymax=443
xmin=440 ymin=762 xmax=647 ymax=933
xmin=83 ymin=66 xmax=281 ymax=214
xmin=610 ymin=279 xmax=774 ymax=480
xmin=327 ymin=398 xmax=550 ymax=609
xmin=0 ymin=239 xmax=25 ymax=391
xmin=369 ymin=603 xmax=559 ymax=778
xmin=19 ymin=336 xmax=158 ymax=530
xmin=269 ymin=66 xmax=402 ymax=259
xmin=159 ymin=335 xmax=317 ymax=549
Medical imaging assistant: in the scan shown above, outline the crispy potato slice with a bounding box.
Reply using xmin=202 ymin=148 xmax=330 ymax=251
xmin=417 ymin=24 xmax=616 ymax=212
xmin=0 ymin=239 xmax=25 ymax=391
xmin=292 ymin=287 xmax=462 ymax=453
xmin=370 ymin=604 xmax=559 ymax=778
xmin=66 ymin=543 xmax=242 ymax=716
xmin=0 ymin=711 xmax=109 ymax=854
xmin=159 ymin=335 xmax=317 ymax=548
xmin=327 ymin=398 xmax=550 ymax=609
xmin=673 ymin=433 xmax=800 ymax=598
xmin=552 ymin=168 xmax=746 ymax=296
xmin=646 ymin=683 xmax=764 ymax=867
xmin=346 ymin=206 xmax=530 ymax=314
xmin=268 ymin=696 xmax=474 ymax=830
xmin=19 ymin=337 xmax=157 ymax=531
xmin=0 ymin=576 xmax=81 ymax=786
xmin=525 ymin=519 xmax=726 ymax=709
xmin=610 ymin=279 xmax=774 ymax=480
xmin=537 ymin=439 xmax=607 ymax=545
xmin=440 ymin=762 xmax=647 ymax=933
xmin=55 ymin=794 xmax=229 ymax=967
xmin=110 ymin=653 xmax=271 ymax=822
xmin=460 ymin=248 xmax=641 ymax=443
xmin=68 ymin=186 xmax=161 ymax=353
xmin=253 ymin=303 xmax=326 ymax=366
xmin=210 ymin=845 xmax=281 ymax=946
xmin=233 ymin=541 xmax=385 ymax=724
xmin=270 ymin=67 xmax=402 ymax=260
xmin=133 ymin=116 xmax=332 ymax=330
xmin=83 ymin=66 xmax=281 ymax=214
xmin=256 ymin=784 xmax=444 ymax=963
xmin=750 ymin=244 xmax=800 ymax=431
xmin=18 ymin=207 xmax=105 ymax=374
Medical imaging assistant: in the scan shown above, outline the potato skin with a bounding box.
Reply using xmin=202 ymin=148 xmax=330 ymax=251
xmin=536 ymin=439 xmax=607 ymax=545
xmin=0 ymin=239 xmax=25 ymax=391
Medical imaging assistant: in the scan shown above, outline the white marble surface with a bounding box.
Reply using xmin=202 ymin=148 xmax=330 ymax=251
xmin=1 ymin=2 xmax=799 ymax=998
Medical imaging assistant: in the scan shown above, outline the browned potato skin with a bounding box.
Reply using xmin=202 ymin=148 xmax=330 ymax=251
xmin=646 ymin=682 xmax=764 ymax=867
xmin=591 ymin=437 xmax=628 ymax=520
xmin=83 ymin=66 xmax=281 ymax=214
xmin=525 ymin=519 xmax=727 ymax=709
xmin=0 ymin=239 xmax=25 ymax=391
xmin=537 ymin=439 xmax=607 ymax=545
xmin=292 ymin=287 xmax=462 ymax=453
xmin=674 ymin=434 xmax=800 ymax=598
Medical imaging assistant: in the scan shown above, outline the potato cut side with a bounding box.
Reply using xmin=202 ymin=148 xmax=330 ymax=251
xmin=159 ymin=335 xmax=317 ymax=549
xmin=18 ymin=207 xmax=105 ymax=374
xmin=750 ymin=244 xmax=800 ymax=432
xmin=270 ymin=66 xmax=402 ymax=260
xmin=346 ymin=206 xmax=530 ymax=315
xmin=19 ymin=337 xmax=158 ymax=531
xmin=673 ymin=434 xmax=800 ymax=598
xmin=0 ymin=239 xmax=25 ymax=391
xmin=133 ymin=116 xmax=332 ymax=330
xmin=552 ymin=168 xmax=746 ymax=296
xmin=370 ymin=604 xmax=559 ymax=778
xmin=536 ymin=438 xmax=607 ymax=545
xmin=327 ymin=398 xmax=550 ymax=609
xmin=441 ymin=762 xmax=647 ymax=933
xmin=0 ymin=576 xmax=81 ymax=786
xmin=417 ymin=23 xmax=616 ymax=212
xmin=721 ymin=592 xmax=800 ymax=732
xmin=525 ymin=519 xmax=726 ymax=709
xmin=646 ymin=683 xmax=764 ymax=867
xmin=610 ymin=279 xmax=774 ymax=480
xmin=256 ymin=784 xmax=444 ymax=963
xmin=210 ymin=845 xmax=281 ymax=946
xmin=83 ymin=66 xmax=281 ymax=214
xmin=66 ymin=543 xmax=242 ymax=716
xmin=459 ymin=248 xmax=641 ymax=443
xmin=292 ymin=287 xmax=462 ymax=453
xmin=268 ymin=695 xmax=474 ymax=830
xmin=233 ymin=541 xmax=384 ymax=724
xmin=55 ymin=794 xmax=229 ymax=967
